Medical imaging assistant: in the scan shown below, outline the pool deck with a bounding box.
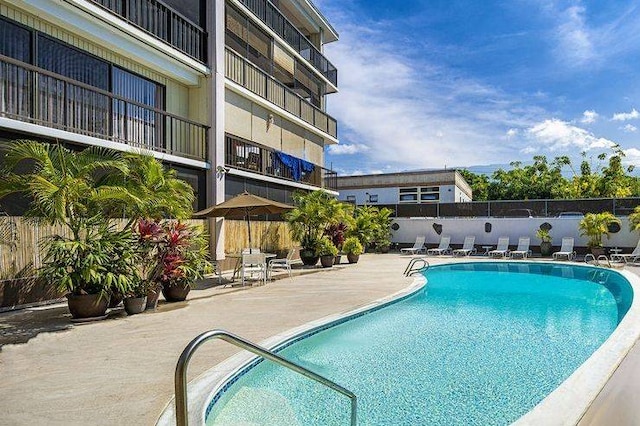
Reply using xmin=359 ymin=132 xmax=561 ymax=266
xmin=1 ymin=254 xmax=639 ymax=425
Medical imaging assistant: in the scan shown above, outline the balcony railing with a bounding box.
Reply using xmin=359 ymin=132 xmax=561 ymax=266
xmin=91 ymin=0 xmax=206 ymax=63
xmin=226 ymin=134 xmax=337 ymax=191
xmin=0 ymin=55 xmax=208 ymax=161
xmin=225 ymin=48 xmax=337 ymax=139
xmin=237 ymin=0 xmax=337 ymax=86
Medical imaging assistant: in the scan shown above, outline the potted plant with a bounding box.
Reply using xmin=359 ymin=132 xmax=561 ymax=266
xmin=325 ymin=223 xmax=347 ymax=264
xmin=578 ymin=212 xmax=621 ymax=256
xmin=159 ymin=221 xmax=212 ymax=302
xmin=343 ymin=237 xmax=363 ymax=264
xmin=123 ymin=278 xmax=147 ymax=316
xmin=286 ymin=191 xmax=353 ymax=267
xmin=317 ymin=237 xmax=338 ymax=268
xmin=535 ymin=229 xmax=553 ymax=256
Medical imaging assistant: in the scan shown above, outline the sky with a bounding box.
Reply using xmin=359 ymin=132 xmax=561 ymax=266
xmin=316 ymin=0 xmax=640 ymax=176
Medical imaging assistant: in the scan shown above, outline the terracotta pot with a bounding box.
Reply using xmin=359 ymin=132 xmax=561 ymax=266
xmin=124 ymin=296 xmax=147 ymax=315
xmin=67 ymin=293 xmax=110 ymax=319
xmin=347 ymin=253 xmax=360 ymax=264
xmin=146 ymin=286 xmax=162 ymax=311
xmin=162 ymin=284 xmax=191 ymax=302
xmin=300 ymin=249 xmax=319 ymax=266
xmin=320 ymin=255 xmax=334 ymax=268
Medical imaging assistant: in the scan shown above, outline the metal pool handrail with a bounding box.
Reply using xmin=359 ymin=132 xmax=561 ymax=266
xmin=175 ymin=329 xmax=357 ymax=426
xmin=404 ymin=258 xmax=430 ymax=276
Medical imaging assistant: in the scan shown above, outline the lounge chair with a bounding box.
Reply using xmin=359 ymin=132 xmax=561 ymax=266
xmin=427 ymin=236 xmax=452 ymax=256
xmin=610 ymin=239 xmax=640 ymax=263
xmin=552 ymin=237 xmax=575 ymax=261
xmin=400 ymin=236 xmax=426 ymax=255
xmin=488 ymin=237 xmax=510 ymax=258
xmin=510 ymin=237 xmax=531 ymax=259
xmin=241 ymin=253 xmax=267 ymax=286
xmin=452 ymin=236 xmax=476 ymax=257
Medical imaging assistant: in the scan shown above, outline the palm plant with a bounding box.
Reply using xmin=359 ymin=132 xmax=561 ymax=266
xmin=630 ymin=206 xmax=640 ymax=234
xmin=578 ymin=212 xmax=621 ymax=248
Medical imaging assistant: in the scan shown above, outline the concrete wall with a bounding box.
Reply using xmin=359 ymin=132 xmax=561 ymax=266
xmin=391 ymin=217 xmax=639 ymax=250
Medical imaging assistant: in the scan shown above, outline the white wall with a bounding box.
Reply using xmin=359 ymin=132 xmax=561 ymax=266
xmin=338 ymin=184 xmax=467 ymax=204
xmin=391 ymin=217 xmax=639 ymax=249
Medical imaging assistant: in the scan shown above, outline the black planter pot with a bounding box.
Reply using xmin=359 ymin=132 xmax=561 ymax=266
xmin=108 ymin=293 xmax=124 ymax=309
xmin=124 ymin=296 xmax=147 ymax=315
xmin=300 ymin=249 xmax=319 ymax=266
xmin=334 ymin=255 xmax=342 ymax=265
xmin=67 ymin=293 xmax=110 ymax=319
xmin=591 ymin=247 xmax=606 ymax=257
xmin=320 ymin=255 xmax=334 ymax=268
xmin=347 ymin=253 xmax=360 ymax=264
xmin=162 ymin=284 xmax=191 ymax=302
xmin=540 ymin=241 xmax=552 ymax=257
xmin=146 ymin=285 xmax=162 ymax=311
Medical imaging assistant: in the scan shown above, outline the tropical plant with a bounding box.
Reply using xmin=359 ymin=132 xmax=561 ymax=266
xmin=40 ymin=221 xmax=140 ymax=298
xmin=156 ymin=221 xmax=212 ymax=289
xmin=371 ymin=207 xmax=393 ymax=251
xmin=324 ymin=223 xmax=347 ymax=252
xmin=578 ymin=212 xmax=621 ymax=248
xmin=535 ymin=229 xmax=552 ymax=243
xmin=99 ymin=152 xmax=195 ymax=221
xmin=316 ymin=237 xmax=338 ymax=257
xmin=342 ymin=237 xmax=363 ymax=256
xmin=285 ymin=190 xmax=352 ymax=252
xmin=629 ymin=206 xmax=640 ymax=234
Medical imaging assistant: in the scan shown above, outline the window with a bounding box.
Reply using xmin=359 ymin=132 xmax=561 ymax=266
xmin=399 ymin=187 xmax=419 ymax=203
xmin=346 ymin=195 xmax=356 ymax=203
xmin=0 ymin=18 xmax=31 ymax=62
xmin=399 ymin=186 xmax=439 ymax=203
xmin=368 ymin=194 xmax=378 ymax=203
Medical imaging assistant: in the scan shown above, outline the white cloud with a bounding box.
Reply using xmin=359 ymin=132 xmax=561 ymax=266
xmin=623 ymin=124 xmax=637 ymax=133
xmin=623 ymin=148 xmax=640 ymax=165
xmin=612 ymin=108 xmax=640 ymax=121
xmin=526 ymin=119 xmax=616 ymax=151
xmin=581 ymin=110 xmax=598 ymax=124
xmin=327 ymin=143 xmax=370 ymax=155
xmin=506 ymin=128 xmax=519 ymax=137
xmin=554 ymin=5 xmax=594 ymax=66
xmin=521 ymin=146 xmax=537 ymax=154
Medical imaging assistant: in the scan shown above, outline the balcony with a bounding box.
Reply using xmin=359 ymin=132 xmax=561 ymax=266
xmin=226 ymin=134 xmax=337 ymax=191
xmin=90 ymin=0 xmax=206 ymax=63
xmin=236 ymin=0 xmax=337 ymax=87
xmin=225 ymin=49 xmax=337 ymax=139
xmin=0 ymin=55 xmax=208 ymax=161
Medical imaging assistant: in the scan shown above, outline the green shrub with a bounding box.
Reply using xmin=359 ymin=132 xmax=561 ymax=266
xmin=316 ymin=237 xmax=338 ymax=256
xmin=343 ymin=237 xmax=363 ymax=256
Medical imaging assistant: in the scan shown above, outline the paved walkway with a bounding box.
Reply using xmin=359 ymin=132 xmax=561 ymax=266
xmin=1 ymin=255 xmax=639 ymax=425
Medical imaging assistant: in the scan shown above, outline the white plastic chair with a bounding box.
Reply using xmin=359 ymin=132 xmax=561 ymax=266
xmin=400 ymin=236 xmax=426 ymax=255
xmin=268 ymin=248 xmax=297 ymax=279
xmin=241 ymin=253 xmax=267 ymax=286
xmin=610 ymin=239 xmax=640 ymax=263
xmin=427 ymin=236 xmax=452 ymax=256
xmin=452 ymin=236 xmax=476 ymax=257
xmin=510 ymin=237 xmax=531 ymax=259
xmin=552 ymin=237 xmax=575 ymax=261
xmin=489 ymin=237 xmax=510 ymax=258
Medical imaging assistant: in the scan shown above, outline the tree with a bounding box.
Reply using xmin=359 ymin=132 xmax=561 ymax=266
xmin=458 ymin=169 xmax=489 ymax=201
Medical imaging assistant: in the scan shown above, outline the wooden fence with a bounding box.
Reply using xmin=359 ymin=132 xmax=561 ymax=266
xmin=222 ymin=220 xmax=296 ymax=255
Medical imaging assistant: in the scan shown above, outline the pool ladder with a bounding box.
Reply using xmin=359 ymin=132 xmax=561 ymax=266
xmin=404 ymin=257 xmax=430 ymax=276
xmin=175 ymin=329 xmax=357 ymax=426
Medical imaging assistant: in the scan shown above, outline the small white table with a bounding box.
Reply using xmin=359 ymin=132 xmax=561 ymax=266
xmin=481 ymin=246 xmax=493 ymax=256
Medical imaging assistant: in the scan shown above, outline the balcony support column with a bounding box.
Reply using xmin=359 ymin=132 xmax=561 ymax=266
xmin=207 ymin=0 xmax=227 ymax=261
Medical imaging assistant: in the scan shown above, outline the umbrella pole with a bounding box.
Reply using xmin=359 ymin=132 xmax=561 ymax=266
xmin=246 ymin=211 xmax=252 ymax=253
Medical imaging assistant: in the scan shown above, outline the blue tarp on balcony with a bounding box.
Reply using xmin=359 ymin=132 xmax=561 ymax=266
xmin=273 ymin=151 xmax=315 ymax=181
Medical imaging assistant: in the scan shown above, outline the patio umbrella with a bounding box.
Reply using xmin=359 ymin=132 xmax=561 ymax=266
xmin=193 ymin=192 xmax=293 ymax=251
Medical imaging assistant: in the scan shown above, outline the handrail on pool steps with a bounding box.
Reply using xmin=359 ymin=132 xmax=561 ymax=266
xmin=404 ymin=257 xmax=430 ymax=276
xmin=175 ymin=329 xmax=358 ymax=426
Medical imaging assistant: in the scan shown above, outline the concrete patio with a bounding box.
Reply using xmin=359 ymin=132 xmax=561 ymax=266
xmin=1 ymin=254 xmax=639 ymax=425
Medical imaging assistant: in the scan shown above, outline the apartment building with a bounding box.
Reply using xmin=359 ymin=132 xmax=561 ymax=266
xmin=0 ymin=0 xmax=339 ymax=251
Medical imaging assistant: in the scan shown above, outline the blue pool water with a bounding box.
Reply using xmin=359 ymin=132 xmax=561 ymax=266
xmin=206 ymin=263 xmax=632 ymax=425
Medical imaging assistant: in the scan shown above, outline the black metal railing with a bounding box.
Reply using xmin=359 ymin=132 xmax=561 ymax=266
xmin=225 ymin=135 xmax=337 ymax=190
xmin=225 ymin=48 xmax=337 ymax=138
xmin=237 ymin=0 xmax=337 ymax=86
xmin=0 ymin=55 xmax=208 ymax=161
xmin=360 ymin=198 xmax=640 ymax=218
xmin=91 ymin=0 xmax=206 ymax=63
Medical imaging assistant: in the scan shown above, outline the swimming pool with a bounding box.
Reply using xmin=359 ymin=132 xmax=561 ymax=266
xmin=189 ymin=263 xmax=637 ymax=425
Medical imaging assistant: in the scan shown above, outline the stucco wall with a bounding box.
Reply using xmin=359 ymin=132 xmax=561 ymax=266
xmin=391 ymin=217 xmax=638 ymax=249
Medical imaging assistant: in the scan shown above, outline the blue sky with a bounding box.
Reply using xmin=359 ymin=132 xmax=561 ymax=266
xmin=317 ymin=0 xmax=640 ymax=175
